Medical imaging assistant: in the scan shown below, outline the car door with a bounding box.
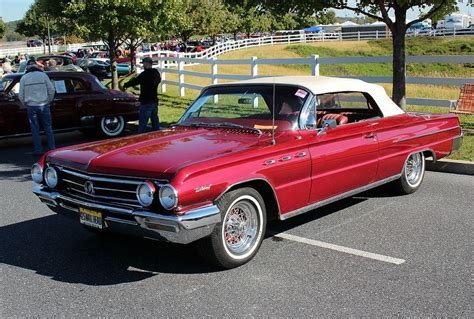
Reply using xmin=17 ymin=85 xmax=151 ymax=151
xmin=0 ymin=80 xmax=29 ymax=136
xmin=300 ymin=92 xmax=381 ymax=203
xmin=49 ymin=76 xmax=86 ymax=129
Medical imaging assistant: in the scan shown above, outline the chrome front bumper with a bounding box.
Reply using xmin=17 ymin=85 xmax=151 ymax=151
xmin=33 ymin=185 xmax=221 ymax=244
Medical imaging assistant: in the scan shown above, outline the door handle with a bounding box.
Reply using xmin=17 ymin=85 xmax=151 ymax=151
xmin=295 ymin=152 xmax=307 ymax=158
xmin=364 ymin=133 xmax=376 ymax=139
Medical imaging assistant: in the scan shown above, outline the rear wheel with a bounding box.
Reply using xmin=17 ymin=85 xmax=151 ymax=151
xmin=197 ymin=187 xmax=266 ymax=269
xmin=99 ymin=115 xmax=125 ymax=137
xmin=394 ymin=152 xmax=425 ymax=194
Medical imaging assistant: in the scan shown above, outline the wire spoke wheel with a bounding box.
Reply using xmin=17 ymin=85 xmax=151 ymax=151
xmin=405 ymin=153 xmax=424 ymax=187
xmin=198 ymin=188 xmax=266 ymax=269
xmin=223 ymin=200 xmax=259 ymax=256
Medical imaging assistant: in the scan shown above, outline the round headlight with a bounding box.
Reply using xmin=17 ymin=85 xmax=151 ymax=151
xmin=31 ymin=163 xmax=43 ymax=184
xmin=44 ymin=167 xmax=58 ymax=188
xmin=159 ymin=184 xmax=178 ymax=210
xmin=136 ymin=181 xmax=156 ymax=207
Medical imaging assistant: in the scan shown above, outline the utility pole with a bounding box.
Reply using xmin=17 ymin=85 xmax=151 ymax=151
xmin=46 ymin=14 xmax=51 ymax=54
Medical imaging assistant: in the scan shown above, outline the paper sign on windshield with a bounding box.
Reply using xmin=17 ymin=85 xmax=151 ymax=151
xmin=295 ymin=89 xmax=308 ymax=98
xmin=54 ymin=80 xmax=67 ymax=94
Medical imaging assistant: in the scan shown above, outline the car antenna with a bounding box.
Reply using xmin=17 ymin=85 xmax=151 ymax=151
xmin=271 ymin=77 xmax=276 ymax=145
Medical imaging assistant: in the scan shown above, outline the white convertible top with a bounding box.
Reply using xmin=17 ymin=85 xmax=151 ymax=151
xmin=221 ymin=76 xmax=405 ymax=117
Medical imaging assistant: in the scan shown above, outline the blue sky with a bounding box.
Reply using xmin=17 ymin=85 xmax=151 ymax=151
xmin=1 ymin=0 xmax=35 ymax=22
xmin=0 ymin=0 xmax=472 ymax=22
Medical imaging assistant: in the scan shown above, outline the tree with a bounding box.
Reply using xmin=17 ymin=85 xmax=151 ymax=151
xmin=122 ymin=0 xmax=180 ymax=72
xmin=16 ymin=2 xmax=58 ymax=54
xmin=315 ymin=9 xmax=336 ymax=25
xmin=172 ymin=0 xmax=202 ymax=46
xmin=63 ymin=0 xmax=175 ymax=90
xmin=194 ymin=0 xmax=231 ymax=44
xmin=0 ymin=18 xmax=7 ymax=39
xmin=301 ymin=0 xmax=458 ymax=110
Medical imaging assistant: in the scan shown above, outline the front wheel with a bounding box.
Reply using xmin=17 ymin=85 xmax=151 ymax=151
xmin=99 ymin=115 xmax=125 ymax=137
xmin=394 ymin=152 xmax=425 ymax=194
xmin=197 ymin=187 xmax=267 ymax=269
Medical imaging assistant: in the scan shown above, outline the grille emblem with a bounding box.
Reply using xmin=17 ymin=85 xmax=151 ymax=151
xmin=84 ymin=181 xmax=95 ymax=195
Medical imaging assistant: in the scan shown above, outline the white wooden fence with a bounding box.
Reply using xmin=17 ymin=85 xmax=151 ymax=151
xmin=0 ymin=42 xmax=103 ymax=56
xmin=137 ymin=29 xmax=474 ymax=65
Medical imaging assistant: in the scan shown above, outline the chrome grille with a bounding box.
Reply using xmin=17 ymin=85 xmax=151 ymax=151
xmin=56 ymin=166 xmax=161 ymax=208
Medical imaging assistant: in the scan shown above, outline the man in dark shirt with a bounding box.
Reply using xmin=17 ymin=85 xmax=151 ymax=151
xmin=123 ymin=57 xmax=161 ymax=133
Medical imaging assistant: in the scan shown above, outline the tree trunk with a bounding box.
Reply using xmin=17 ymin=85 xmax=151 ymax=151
xmin=42 ymin=35 xmax=46 ymax=54
xmin=108 ymin=32 xmax=118 ymax=90
xmin=129 ymin=43 xmax=137 ymax=74
xmin=391 ymin=15 xmax=407 ymax=110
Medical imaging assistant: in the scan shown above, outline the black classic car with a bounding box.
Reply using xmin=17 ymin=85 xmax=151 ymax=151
xmin=1 ymin=72 xmax=139 ymax=138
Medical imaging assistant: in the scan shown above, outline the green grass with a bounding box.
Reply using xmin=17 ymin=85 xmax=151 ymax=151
xmin=285 ymin=37 xmax=474 ymax=77
xmin=448 ymin=135 xmax=473 ymax=161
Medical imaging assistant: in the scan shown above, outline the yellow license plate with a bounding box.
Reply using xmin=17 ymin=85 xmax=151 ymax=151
xmin=79 ymin=207 xmax=103 ymax=229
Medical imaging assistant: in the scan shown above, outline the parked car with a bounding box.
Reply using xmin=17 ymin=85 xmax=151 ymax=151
xmin=76 ymin=58 xmax=111 ymax=79
xmin=26 ymin=39 xmax=43 ymax=47
xmin=1 ymin=72 xmax=139 ymax=138
xmin=31 ymin=76 xmax=462 ymax=269
xmin=17 ymin=55 xmax=84 ymax=73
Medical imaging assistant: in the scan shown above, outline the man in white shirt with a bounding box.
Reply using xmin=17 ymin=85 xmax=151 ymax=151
xmin=18 ymin=63 xmax=56 ymax=155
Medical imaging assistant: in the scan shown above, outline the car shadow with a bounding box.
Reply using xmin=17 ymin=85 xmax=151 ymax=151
xmin=0 ymin=214 xmax=217 ymax=286
xmin=266 ymin=183 xmax=402 ymax=236
xmin=0 ymin=195 xmax=377 ymax=286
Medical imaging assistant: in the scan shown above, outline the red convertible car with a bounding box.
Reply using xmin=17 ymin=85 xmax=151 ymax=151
xmin=1 ymin=72 xmax=139 ymax=138
xmin=31 ymin=76 xmax=463 ymax=268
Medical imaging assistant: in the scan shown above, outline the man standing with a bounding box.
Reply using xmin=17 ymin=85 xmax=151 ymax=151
xmin=123 ymin=57 xmax=161 ymax=133
xmin=18 ymin=63 xmax=56 ymax=155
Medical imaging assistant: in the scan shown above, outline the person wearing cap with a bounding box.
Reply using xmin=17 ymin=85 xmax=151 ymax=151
xmin=123 ymin=57 xmax=161 ymax=133
xmin=19 ymin=63 xmax=56 ymax=155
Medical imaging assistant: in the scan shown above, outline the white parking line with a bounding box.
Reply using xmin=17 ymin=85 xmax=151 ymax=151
xmin=272 ymin=232 xmax=406 ymax=265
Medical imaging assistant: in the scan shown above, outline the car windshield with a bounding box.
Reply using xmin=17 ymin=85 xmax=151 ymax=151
xmin=178 ymin=84 xmax=310 ymax=132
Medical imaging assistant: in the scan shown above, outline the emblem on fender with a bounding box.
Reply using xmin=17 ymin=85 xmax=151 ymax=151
xmin=84 ymin=181 xmax=95 ymax=195
xmin=195 ymin=184 xmax=211 ymax=193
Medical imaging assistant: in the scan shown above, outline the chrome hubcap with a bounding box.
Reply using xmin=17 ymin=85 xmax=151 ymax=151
xmin=102 ymin=116 xmax=122 ymax=134
xmin=405 ymin=153 xmax=423 ymax=186
xmin=223 ymin=200 xmax=258 ymax=256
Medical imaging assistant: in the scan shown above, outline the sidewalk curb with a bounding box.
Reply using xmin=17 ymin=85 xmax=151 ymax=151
xmin=426 ymin=159 xmax=474 ymax=176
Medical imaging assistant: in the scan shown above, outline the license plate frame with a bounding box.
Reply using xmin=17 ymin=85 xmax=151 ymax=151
xmin=79 ymin=207 xmax=104 ymax=229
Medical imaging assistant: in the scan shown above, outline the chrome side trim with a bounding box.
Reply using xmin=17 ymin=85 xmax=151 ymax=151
xmin=395 ymin=127 xmax=459 ymax=143
xmin=280 ymin=174 xmax=401 ymax=221
xmin=264 ymin=160 xmax=276 ymax=165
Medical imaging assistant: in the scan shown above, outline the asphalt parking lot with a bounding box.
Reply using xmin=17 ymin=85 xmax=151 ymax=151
xmin=0 ymin=132 xmax=472 ymax=317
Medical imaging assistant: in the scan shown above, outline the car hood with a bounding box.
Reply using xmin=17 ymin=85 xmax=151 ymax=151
xmin=48 ymin=128 xmax=265 ymax=180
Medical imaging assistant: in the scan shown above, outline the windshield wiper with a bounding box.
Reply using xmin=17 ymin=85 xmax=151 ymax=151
xmin=214 ymin=122 xmax=262 ymax=135
xmin=178 ymin=122 xmax=213 ymax=128
xmin=178 ymin=121 xmax=262 ymax=135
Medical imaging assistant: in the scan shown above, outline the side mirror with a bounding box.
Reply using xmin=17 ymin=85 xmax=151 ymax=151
xmin=322 ymin=119 xmax=337 ymax=129
xmin=317 ymin=119 xmax=337 ymax=135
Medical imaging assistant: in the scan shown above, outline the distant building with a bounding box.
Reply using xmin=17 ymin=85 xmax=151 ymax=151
xmin=444 ymin=13 xmax=472 ymax=29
